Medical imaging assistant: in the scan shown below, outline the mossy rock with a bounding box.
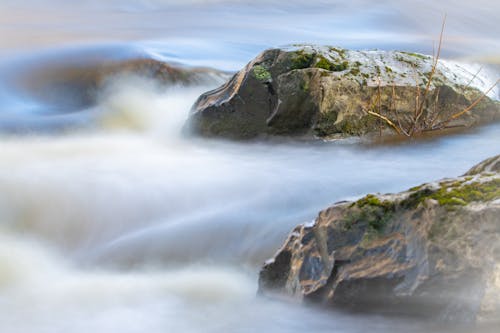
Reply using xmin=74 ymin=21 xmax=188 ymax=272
xmin=189 ymin=46 xmax=500 ymax=140
xmin=259 ymin=155 xmax=500 ymax=324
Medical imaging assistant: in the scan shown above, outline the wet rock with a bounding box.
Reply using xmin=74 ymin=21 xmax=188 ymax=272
xmin=259 ymin=155 xmax=500 ymax=324
xmin=189 ymin=46 xmax=500 ymax=140
xmin=17 ymin=58 xmax=227 ymax=111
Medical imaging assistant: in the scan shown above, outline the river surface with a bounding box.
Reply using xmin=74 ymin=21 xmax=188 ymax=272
xmin=1 ymin=1 xmax=499 ymax=333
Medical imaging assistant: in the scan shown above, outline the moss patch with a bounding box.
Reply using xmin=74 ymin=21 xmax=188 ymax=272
xmin=333 ymin=61 xmax=349 ymax=72
xmin=349 ymin=68 xmax=360 ymax=76
xmin=329 ymin=47 xmax=347 ymax=59
xmin=434 ymin=179 xmax=500 ymax=205
xmin=300 ymin=80 xmax=310 ymax=92
xmin=400 ymin=52 xmax=429 ymax=60
xmin=252 ymin=65 xmax=272 ymax=82
xmin=402 ymin=178 xmax=500 ymax=208
xmin=291 ymin=51 xmax=315 ymax=70
xmin=315 ymin=56 xmax=334 ymax=70
xmin=396 ymin=55 xmax=420 ymax=68
xmin=342 ymin=194 xmax=396 ymax=233
xmin=408 ymin=185 xmax=423 ymax=192
xmin=363 ymin=205 xmax=394 ymax=232
xmin=314 ymin=56 xmax=349 ymax=72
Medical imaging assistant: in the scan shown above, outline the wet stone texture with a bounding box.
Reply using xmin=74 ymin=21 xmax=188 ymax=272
xmin=189 ymin=46 xmax=500 ymax=140
xmin=259 ymin=155 xmax=500 ymax=324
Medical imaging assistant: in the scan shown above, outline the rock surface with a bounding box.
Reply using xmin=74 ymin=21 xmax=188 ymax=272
xmin=259 ymin=155 xmax=500 ymax=324
xmin=18 ymin=58 xmax=227 ymax=111
xmin=189 ymin=46 xmax=500 ymax=140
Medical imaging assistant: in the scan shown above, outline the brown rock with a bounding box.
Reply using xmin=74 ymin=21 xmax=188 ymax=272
xmin=259 ymin=155 xmax=500 ymax=324
xmin=189 ymin=46 xmax=500 ymax=140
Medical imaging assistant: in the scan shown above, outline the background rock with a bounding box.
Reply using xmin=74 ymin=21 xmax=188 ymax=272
xmin=189 ymin=46 xmax=500 ymax=140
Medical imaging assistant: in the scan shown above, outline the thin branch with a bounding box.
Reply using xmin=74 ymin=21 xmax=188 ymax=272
xmin=412 ymin=14 xmax=446 ymax=134
xmin=464 ymin=66 xmax=483 ymax=90
xmin=422 ymin=124 xmax=467 ymax=132
xmin=367 ymin=110 xmax=403 ymax=135
xmin=433 ymin=78 xmax=499 ymax=129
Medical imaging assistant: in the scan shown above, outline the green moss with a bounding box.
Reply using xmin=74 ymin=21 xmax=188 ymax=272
xmin=343 ymin=177 xmax=499 ymax=237
xmin=315 ymin=56 xmax=334 ymax=70
xmin=402 ymin=187 xmax=435 ymax=209
xmin=334 ymin=61 xmax=349 ymax=71
xmin=341 ymin=194 xmax=396 ymax=233
xmin=402 ymin=178 xmax=500 ymax=208
xmin=300 ymin=80 xmax=310 ymax=92
xmin=400 ymin=51 xmax=428 ymax=60
xmin=438 ymin=197 xmax=467 ymax=206
xmin=329 ymin=47 xmax=346 ymax=59
xmin=315 ymin=56 xmax=349 ymax=72
xmin=291 ymin=51 xmax=315 ymax=70
xmin=436 ymin=179 xmax=500 ymax=205
xmin=347 ymin=63 xmax=362 ymax=78
xmin=396 ymin=55 xmax=418 ymax=68
xmin=385 ymin=66 xmax=393 ymax=73
xmin=357 ymin=194 xmax=381 ymax=206
xmin=409 ymin=185 xmax=423 ymax=192
xmin=349 ymin=68 xmax=360 ymax=76
xmin=357 ymin=194 xmax=396 ymax=212
xmin=252 ymin=65 xmax=272 ymax=82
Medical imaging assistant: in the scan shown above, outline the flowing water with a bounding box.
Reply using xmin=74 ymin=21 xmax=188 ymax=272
xmin=1 ymin=1 xmax=499 ymax=332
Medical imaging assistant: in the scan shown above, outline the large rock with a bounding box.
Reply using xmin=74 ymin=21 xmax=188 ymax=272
xmin=259 ymin=155 xmax=500 ymax=324
xmin=189 ymin=46 xmax=500 ymax=139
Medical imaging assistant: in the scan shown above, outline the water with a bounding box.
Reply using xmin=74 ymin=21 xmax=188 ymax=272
xmin=0 ymin=1 xmax=499 ymax=332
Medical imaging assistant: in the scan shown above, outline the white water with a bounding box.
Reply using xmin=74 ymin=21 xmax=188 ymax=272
xmin=1 ymin=1 xmax=499 ymax=332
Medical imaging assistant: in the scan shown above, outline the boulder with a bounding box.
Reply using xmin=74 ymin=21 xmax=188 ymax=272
xmin=189 ymin=46 xmax=500 ymax=140
xmin=258 ymin=155 xmax=500 ymax=324
xmin=17 ymin=58 xmax=227 ymax=111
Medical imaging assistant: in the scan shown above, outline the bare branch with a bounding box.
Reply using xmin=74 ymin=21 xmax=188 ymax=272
xmin=412 ymin=14 xmax=446 ymax=134
xmin=464 ymin=66 xmax=483 ymax=90
xmin=367 ymin=110 xmax=404 ymax=135
xmin=433 ymin=78 xmax=499 ymax=129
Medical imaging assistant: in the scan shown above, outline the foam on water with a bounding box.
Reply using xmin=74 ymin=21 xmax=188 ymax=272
xmin=1 ymin=233 xmax=467 ymax=333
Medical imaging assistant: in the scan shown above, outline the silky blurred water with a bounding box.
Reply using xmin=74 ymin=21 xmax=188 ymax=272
xmin=0 ymin=1 xmax=499 ymax=332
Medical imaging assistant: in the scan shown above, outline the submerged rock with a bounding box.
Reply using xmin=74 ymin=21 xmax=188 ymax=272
xmin=189 ymin=46 xmax=499 ymax=140
xmin=17 ymin=58 xmax=227 ymax=111
xmin=258 ymin=155 xmax=500 ymax=324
